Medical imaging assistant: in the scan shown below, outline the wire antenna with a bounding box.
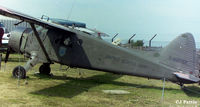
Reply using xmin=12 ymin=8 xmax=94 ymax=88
xmin=67 ymin=0 xmax=76 ymax=20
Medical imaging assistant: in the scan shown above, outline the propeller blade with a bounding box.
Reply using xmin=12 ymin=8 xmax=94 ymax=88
xmin=5 ymin=47 xmax=10 ymax=63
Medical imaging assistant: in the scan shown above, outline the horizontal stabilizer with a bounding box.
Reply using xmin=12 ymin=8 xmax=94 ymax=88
xmin=174 ymin=72 xmax=200 ymax=84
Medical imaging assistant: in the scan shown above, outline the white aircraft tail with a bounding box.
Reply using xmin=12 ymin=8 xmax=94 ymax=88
xmin=160 ymin=33 xmax=199 ymax=80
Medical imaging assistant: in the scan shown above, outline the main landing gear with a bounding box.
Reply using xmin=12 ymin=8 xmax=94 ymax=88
xmin=39 ymin=63 xmax=51 ymax=75
xmin=12 ymin=63 xmax=51 ymax=79
xmin=178 ymin=82 xmax=184 ymax=89
xmin=12 ymin=66 xmax=26 ymax=79
xmin=12 ymin=52 xmax=52 ymax=79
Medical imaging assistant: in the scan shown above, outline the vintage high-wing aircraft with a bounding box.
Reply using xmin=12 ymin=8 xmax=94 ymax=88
xmin=0 ymin=6 xmax=199 ymax=87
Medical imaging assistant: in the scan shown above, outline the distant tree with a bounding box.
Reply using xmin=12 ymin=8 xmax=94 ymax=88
xmin=130 ymin=40 xmax=144 ymax=47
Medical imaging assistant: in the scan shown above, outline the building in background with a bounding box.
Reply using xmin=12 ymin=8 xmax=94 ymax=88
xmin=0 ymin=19 xmax=29 ymax=32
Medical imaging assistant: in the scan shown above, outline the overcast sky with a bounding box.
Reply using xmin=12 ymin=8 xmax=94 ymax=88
xmin=0 ymin=0 xmax=200 ymax=42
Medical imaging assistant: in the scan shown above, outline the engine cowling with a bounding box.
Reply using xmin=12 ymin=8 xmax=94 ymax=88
xmin=9 ymin=27 xmax=32 ymax=53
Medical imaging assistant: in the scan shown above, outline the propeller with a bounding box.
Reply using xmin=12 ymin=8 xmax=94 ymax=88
xmin=5 ymin=47 xmax=11 ymax=63
xmin=4 ymin=47 xmax=11 ymax=72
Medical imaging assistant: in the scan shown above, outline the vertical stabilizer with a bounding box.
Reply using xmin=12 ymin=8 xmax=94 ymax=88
xmin=160 ymin=33 xmax=198 ymax=77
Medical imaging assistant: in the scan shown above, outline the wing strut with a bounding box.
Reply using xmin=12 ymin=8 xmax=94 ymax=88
xmin=29 ymin=23 xmax=52 ymax=63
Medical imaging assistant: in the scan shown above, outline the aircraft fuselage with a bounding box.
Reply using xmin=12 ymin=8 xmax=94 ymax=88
xmin=10 ymin=26 xmax=179 ymax=83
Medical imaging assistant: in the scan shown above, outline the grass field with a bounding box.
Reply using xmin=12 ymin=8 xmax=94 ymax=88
xmin=0 ymin=54 xmax=199 ymax=107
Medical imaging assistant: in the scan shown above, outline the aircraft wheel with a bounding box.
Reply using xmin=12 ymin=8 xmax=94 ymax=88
xmin=12 ymin=66 xmax=26 ymax=79
xmin=39 ymin=64 xmax=51 ymax=75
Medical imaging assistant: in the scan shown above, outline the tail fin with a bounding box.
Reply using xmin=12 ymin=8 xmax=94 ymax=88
xmin=160 ymin=33 xmax=198 ymax=77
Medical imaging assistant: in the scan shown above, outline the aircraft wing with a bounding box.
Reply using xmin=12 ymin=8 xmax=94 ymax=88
xmin=0 ymin=6 xmax=74 ymax=34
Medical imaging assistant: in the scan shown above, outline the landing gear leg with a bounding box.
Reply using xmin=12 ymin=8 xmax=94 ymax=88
xmin=39 ymin=63 xmax=51 ymax=75
xmin=24 ymin=52 xmax=39 ymax=71
xmin=12 ymin=52 xmax=39 ymax=79
xmin=179 ymin=82 xmax=184 ymax=89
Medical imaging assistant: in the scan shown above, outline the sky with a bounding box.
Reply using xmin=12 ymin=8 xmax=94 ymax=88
xmin=0 ymin=0 xmax=200 ymax=42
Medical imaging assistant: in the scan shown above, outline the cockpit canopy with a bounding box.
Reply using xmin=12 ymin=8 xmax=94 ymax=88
xmin=41 ymin=16 xmax=86 ymax=28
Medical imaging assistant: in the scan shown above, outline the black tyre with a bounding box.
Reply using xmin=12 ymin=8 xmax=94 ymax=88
xmin=12 ymin=66 xmax=26 ymax=79
xmin=39 ymin=64 xmax=51 ymax=75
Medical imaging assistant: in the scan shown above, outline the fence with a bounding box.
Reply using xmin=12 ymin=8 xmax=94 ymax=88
xmin=0 ymin=19 xmax=30 ymax=32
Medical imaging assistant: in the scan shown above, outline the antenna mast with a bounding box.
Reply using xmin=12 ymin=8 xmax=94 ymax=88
xmin=67 ymin=0 xmax=76 ymax=20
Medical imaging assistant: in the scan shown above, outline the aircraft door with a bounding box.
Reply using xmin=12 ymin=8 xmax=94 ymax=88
xmin=47 ymin=29 xmax=73 ymax=63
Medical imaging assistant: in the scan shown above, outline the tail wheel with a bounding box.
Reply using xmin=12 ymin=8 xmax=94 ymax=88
xmin=12 ymin=66 xmax=26 ymax=79
xmin=39 ymin=63 xmax=51 ymax=75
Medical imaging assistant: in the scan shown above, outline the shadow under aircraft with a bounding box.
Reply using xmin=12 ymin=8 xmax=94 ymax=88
xmin=31 ymin=73 xmax=184 ymax=98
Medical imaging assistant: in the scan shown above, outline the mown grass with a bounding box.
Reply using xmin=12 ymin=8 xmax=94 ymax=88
xmin=0 ymin=54 xmax=199 ymax=106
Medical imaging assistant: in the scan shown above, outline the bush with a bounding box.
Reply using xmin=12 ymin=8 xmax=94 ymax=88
xmin=130 ymin=40 xmax=144 ymax=47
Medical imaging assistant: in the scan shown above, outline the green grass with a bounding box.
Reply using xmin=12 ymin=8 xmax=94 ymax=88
xmin=0 ymin=54 xmax=199 ymax=106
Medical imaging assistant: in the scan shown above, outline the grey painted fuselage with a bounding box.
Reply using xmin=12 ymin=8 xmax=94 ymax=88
xmin=11 ymin=26 xmax=179 ymax=83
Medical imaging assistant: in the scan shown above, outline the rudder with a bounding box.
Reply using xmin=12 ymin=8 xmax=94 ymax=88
xmin=160 ymin=33 xmax=198 ymax=77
